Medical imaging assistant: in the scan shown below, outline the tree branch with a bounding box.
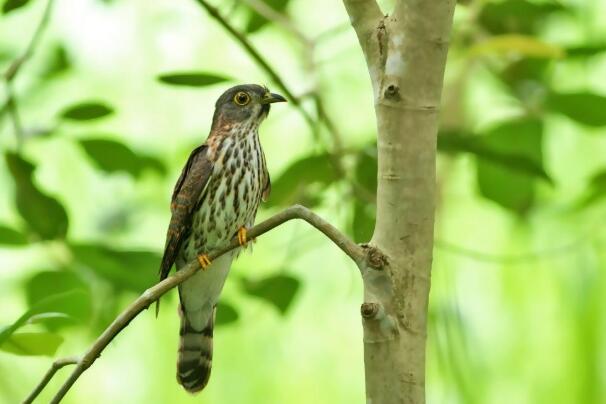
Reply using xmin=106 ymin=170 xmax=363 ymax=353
xmin=195 ymin=0 xmax=316 ymax=129
xmin=343 ymin=0 xmax=456 ymax=403
xmin=22 ymin=357 xmax=78 ymax=404
xmin=25 ymin=205 xmax=367 ymax=403
xmin=1 ymin=0 xmax=56 ymax=148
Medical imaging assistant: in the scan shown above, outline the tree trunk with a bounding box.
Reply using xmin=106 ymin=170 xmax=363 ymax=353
xmin=343 ymin=1 xmax=456 ymax=403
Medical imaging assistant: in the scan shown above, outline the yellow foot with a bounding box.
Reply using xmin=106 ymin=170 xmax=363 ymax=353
xmin=197 ymin=254 xmax=212 ymax=270
xmin=237 ymin=226 xmax=249 ymax=247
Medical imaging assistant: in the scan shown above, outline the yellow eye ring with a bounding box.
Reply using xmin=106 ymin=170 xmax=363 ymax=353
xmin=233 ymin=91 xmax=251 ymax=106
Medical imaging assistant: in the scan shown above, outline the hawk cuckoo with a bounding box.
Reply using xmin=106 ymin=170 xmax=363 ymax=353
xmin=159 ymin=84 xmax=286 ymax=392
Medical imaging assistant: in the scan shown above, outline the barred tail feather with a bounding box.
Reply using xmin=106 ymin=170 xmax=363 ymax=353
xmin=177 ymin=304 xmax=215 ymax=393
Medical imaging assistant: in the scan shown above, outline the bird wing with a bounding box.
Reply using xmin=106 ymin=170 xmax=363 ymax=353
xmin=159 ymin=145 xmax=213 ymax=281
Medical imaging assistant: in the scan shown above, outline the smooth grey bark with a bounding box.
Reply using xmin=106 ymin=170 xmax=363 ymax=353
xmin=342 ymin=1 xmax=456 ymax=403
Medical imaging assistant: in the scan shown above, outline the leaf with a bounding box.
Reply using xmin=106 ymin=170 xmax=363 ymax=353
xmin=245 ymin=0 xmax=290 ymax=33
xmin=24 ymin=271 xmax=92 ymax=330
xmin=215 ymin=302 xmax=239 ymax=326
xmin=574 ymin=169 xmax=606 ymax=208
xmin=478 ymin=0 xmax=565 ymax=35
xmin=0 ymin=290 xmax=89 ymax=346
xmin=355 ymin=147 xmax=377 ymax=196
xmin=469 ymin=35 xmax=564 ymax=59
xmin=475 ymin=119 xmax=545 ymax=214
xmin=545 ymin=92 xmax=606 ymax=127
xmin=352 ymin=202 xmax=375 ymax=243
xmin=42 ymin=45 xmax=70 ymax=78
xmin=0 ymin=332 xmax=63 ymax=356
xmin=241 ymin=274 xmax=300 ymax=314
xmin=565 ymin=44 xmax=606 ymax=58
xmin=70 ymin=243 xmax=159 ymax=293
xmin=266 ymin=154 xmax=338 ymax=207
xmin=438 ymin=130 xmax=552 ymax=183
xmin=0 ymin=224 xmax=27 ymax=245
xmin=157 ymin=72 xmax=230 ymax=87
xmin=79 ymin=138 xmax=166 ymax=177
xmin=5 ymin=153 xmax=69 ymax=240
xmin=2 ymin=0 xmax=31 ymax=14
xmin=61 ymin=101 xmax=114 ymax=121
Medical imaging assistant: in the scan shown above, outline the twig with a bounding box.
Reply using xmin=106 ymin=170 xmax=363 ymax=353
xmin=1 ymin=0 xmax=56 ymax=147
xmin=195 ymin=0 xmax=316 ymax=130
xmin=22 ymin=357 xmax=78 ymax=404
xmin=239 ymin=0 xmax=311 ymax=46
xmin=37 ymin=205 xmax=365 ymax=403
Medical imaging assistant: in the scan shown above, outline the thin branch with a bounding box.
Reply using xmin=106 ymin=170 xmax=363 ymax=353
xmin=22 ymin=357 xmax=78 ymax=404
xmin=1 ymin=0 xmax=56 ymax=147
xmin=239 ymin=0 xmax=311 ymax=47
xmin=341 ymin=0 xmax=383 ymax=66
xmin=195 ymin=0 xmax=316 ymax=130
xmin=38 ymin=205 xmax=365 ymax=403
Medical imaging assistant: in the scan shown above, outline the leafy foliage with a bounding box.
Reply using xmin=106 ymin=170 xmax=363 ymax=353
xmin=2 ymin=0 xmax=31 ymax=14
xmin=245 ymin=0 xmax=290 ymax=33
xmin=61 ymin=101 xmax=114 ymax=121
xmin=4 ymin=153 xmax=69 ymax=240
xmin=546 ymin=92 xmax=606 ymax=127
xmin=478 ymin=0 xmax=565 ymax=34
xmin=475 ymin=118 xmax=545 ymax=214
xmin=216 ymin=302 xmax=239 ymax=326
xmin=0 ymin=224 xmax=27 ymax=245
xmin=79 ymin=138 xmax=166 ymax=177
xmin=266 ymin=154 xmax=337 ymax=207
xmin=24 ymin=271 xmax=92 ymax=330
xmin=241 ymin=274 xmax=300 ymax=314
xmin=157 ymin=72 xmax=230 ymax=87
xmin=0 ymin=332 xmax=64 ymax=356
xmin=70 ymin=243 xmax=159 ymax=293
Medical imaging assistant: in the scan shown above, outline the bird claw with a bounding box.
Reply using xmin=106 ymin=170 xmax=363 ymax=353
xmin=237 ymin=227 xmax=248 ymax=247
xmin=197 ymin=254 xmax=212 ymax=270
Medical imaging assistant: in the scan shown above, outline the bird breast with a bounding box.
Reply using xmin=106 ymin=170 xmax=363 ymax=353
xmin=185 ymin=131 xmax=266 ymax=259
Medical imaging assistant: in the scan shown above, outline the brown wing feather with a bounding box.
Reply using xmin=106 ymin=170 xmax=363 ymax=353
xmin=159 ymin=145 xmax=213 ymax=281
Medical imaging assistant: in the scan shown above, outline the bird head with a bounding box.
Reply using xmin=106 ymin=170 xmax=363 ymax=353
xmin=211 ymin=84 xmax=286 ymax=129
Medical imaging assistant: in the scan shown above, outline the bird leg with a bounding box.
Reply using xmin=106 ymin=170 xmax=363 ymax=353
xmin=197 ymin=254 xmax=212 ymax=270
xmin=237 ymin=226 xmax=249 ymax=247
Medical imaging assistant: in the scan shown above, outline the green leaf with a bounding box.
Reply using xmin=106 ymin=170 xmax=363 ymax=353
xmin=546 ymin=92 xmax=606 ymax=127
xmin=157 ymin=73 xmax=230 ymax=87
xmin=2 ymin=0 xmax=31 ymax=14
xmin=61 ymin=101 xmax=114 ymax=121
xmin=241 ymin=274 xmax=300 ymax=314
xmin=79 ymin=138 xmax=166 ymax=177
xmin=24 ymin=271 xmax=92 ymax=329
xmin=0 ymin=332 xmax=63 ymax=356
xmin=5 ymin=153 xmax=69 ymax=240
xmin=245 ymin=0 xmax=290 ymax=33
xmin=469 ymin=34 xmax=564 ymax=59
xmin=352 ymin=201 xmax=375 ymax=242
xmin=574 ymin=169 xmax=606 ymax=208
xmin=438 ymin=130 xmax=552 ymax=183
xmin=565 ymin=44 xmax=606 ymax=58
xmin=0 ymin=224 xmax=27 ymax=245
xmin=355 ymin=147 xmax=377 ymax=196
xmin=70 ymin=243 xmax=159 ymax=293
xmin=478 ymin=0 xmax=565 ymax=35
xmin=475 ymin=119 xmax=545 ymax=214
xmin=215 ymin=302 xmax=239 ymax=326
xmin=0 ymin=290 xmax=88 ymax=346
xmin=266 ymin=154 xmax=338 ymax=207
xmin=42 ymin=45 xmax=70 ymax=78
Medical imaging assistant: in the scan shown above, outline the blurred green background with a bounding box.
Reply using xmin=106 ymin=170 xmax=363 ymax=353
xmin=1 ymin=0 xmax=606 ymax=402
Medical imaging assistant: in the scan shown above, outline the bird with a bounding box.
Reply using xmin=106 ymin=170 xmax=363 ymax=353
xmin=158 ymin=84 xmax=286 ymax=393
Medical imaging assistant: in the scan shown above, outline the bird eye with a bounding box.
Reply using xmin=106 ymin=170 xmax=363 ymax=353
xmin=233 ymin=91 xmax=251 ymax=106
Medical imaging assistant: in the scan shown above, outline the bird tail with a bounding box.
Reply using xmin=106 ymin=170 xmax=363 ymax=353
xmin=177 ymin=304 xmax=215 ymax=393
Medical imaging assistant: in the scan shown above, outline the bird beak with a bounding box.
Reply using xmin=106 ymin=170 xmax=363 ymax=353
xmin=260 ymin=92 xmax=287 ymax=104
